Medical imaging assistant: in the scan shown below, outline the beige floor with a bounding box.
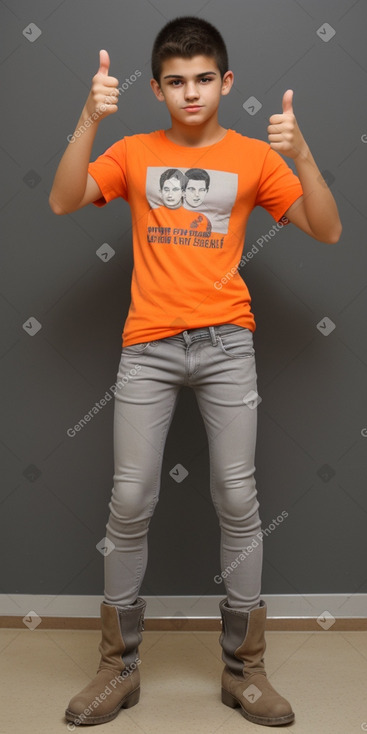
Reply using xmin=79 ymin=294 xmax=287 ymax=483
xmin=1 ymin=626 xmax=366 ymax=734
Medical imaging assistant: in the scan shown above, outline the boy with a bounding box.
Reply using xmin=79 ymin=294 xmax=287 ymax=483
xmin=49 ymin=16 xmax=341 ymax=729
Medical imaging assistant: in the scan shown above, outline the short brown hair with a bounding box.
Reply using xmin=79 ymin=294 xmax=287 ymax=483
xmin=151 ymin=16 xmax=229 ymax=84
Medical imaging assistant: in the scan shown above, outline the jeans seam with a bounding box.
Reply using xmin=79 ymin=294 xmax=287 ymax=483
xmin=217 ymin=334 xmax=255 ymax=360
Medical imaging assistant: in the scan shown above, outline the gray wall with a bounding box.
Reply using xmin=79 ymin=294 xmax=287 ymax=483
xmin=1 ymin=0 xmax=367 ymax=601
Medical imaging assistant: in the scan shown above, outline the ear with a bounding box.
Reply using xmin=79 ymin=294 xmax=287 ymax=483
xmin=150 ymin=78 xmax=165 ymax=102
xmin=221 ymin=70 xmax=234 ymax=96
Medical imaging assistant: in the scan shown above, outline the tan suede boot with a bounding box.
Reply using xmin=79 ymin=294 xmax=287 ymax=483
xmin=219 ymin=598 xmax=294 ymax=726
xmin=65 ymin=597 xmax=146 ymax=726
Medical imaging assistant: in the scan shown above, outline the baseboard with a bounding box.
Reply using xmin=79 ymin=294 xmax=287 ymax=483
xmin=1 ymin=594 xmax=366 ymax=630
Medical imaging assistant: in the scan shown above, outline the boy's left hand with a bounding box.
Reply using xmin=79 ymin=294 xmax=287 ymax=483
xmin=268 ymin=90 xmax=309 ymax=161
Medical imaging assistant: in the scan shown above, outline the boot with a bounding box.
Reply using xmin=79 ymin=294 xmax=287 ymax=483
xmin=65 ymin=597 xmax=146 ymax=726
xmin=219 ymin=598 xmax=295 ymax=727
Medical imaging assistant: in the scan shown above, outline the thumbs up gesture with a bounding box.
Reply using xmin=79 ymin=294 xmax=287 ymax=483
xmin=86 ymin=49 xmax=119 ymax=119
xmin=267 ymin=90 xmax=308 ymax=160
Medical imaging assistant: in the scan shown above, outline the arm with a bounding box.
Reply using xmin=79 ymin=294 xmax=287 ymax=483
xmin=267 ymin=90 xmax=342 ymax=244
xmin=49 ymin=49 xmax=119 ymax=215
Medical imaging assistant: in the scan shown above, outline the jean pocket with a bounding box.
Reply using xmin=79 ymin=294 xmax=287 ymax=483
xmin=218 ymin=328 xmax=255 ymax=359
xmin=122 ymin=341 xmax=152 ymax=355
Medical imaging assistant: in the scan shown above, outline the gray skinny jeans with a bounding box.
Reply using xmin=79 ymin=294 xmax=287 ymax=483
xmin=104 ymin=323 xmax=263 ymax=612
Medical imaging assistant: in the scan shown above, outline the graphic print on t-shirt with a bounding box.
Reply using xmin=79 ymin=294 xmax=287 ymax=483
xmin=146 ymin=167 xmax=238 ymax=248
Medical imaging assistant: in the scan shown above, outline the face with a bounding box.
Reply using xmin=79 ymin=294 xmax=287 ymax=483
xmin=150 ymin=55 xmax=233 ymax=126
xmin=160 ymin=177 xmax=183 ymax=208
xmin=185 ymin=179 xmax=208 ymax=207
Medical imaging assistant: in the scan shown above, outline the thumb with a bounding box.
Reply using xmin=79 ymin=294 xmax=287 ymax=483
xmin=98 ymin=49 xmax=110 ymax=75
xmin=282 ymin=89 xmax=294 ymax=114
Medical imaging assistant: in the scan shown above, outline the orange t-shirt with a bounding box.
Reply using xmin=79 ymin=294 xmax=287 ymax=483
xmin=88 ymin=129 xmax=303 ymax=347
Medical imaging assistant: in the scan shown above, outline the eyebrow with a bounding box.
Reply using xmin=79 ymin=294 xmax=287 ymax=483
xmin=163 ymin=71 xmax=217 ymax=80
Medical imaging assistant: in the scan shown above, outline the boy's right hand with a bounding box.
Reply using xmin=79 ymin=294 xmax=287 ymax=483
xmin=85 ymin=49 xmax=119 ymax=120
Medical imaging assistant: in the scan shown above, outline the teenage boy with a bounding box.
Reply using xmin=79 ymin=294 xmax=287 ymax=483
xmin=49 ymin=15 xmax=341 ymax=729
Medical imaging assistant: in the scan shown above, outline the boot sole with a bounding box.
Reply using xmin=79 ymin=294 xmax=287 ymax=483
xmin=221 ymin=687 xmax=295 ymax=727
xmin=65 ymin=685 xmax=140 ymax=725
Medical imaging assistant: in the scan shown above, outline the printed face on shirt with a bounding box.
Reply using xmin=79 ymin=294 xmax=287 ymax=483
xmin=185 ymin=179 xmax=209 ymax=208
xmin=146 ymin=166 xmax=239 ymax=235
xmin=160 ymin=177 xmax=183 ymax=208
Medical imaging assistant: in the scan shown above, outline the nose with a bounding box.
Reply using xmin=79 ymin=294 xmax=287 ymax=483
xmin=184 ymin=81 xmax=199 ymax=100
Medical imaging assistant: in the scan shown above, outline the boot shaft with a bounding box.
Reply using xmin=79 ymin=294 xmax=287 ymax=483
xmin=98 ymin=597 xmax=146 ymax=673
xmin=219 ymin=598 xmax=266 ymax=676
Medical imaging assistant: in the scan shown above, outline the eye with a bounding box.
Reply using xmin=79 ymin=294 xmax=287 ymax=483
xmin=200 ymin=77 xmax=212 ymax=83
xmin=169 ymin=80 xmax=183 ymax=87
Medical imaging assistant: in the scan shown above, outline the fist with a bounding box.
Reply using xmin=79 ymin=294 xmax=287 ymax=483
xmin=267 ymin=90 xmax=308 ymax=160
xmin=89 ymin=49 xmax=119 ymax=119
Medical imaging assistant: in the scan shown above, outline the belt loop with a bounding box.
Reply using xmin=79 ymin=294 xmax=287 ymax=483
xmin=209 ymin=326 xmax=218 ymax=346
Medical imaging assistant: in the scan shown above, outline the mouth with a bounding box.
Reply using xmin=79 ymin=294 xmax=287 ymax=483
xmin=183 ymin=105 xmax=203 ymax=111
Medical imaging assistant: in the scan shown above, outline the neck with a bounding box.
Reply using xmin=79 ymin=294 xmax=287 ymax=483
xmin=165 ymin=114 xmax=227 ymax=147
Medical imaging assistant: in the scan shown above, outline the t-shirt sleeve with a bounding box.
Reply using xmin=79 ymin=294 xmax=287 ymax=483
xmin=87 ymin=138 xmax=128 ymax=207
xmin=255 ymin=145 xmax=303 ymax=224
